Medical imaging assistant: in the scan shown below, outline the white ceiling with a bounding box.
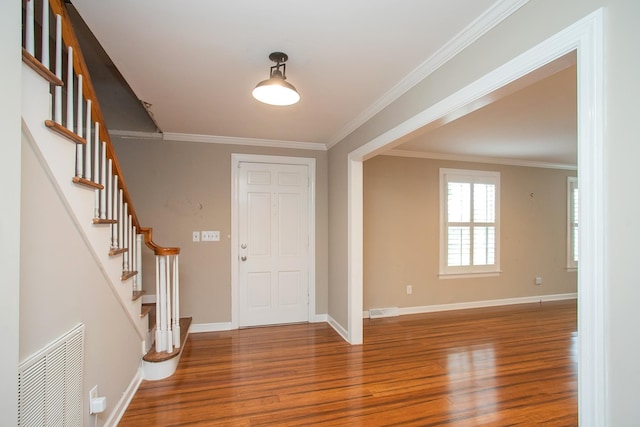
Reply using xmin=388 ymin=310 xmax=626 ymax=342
xmin=70 ymin=0 xmax=576 ymax=167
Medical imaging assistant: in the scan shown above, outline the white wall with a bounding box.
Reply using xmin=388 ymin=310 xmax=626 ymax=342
xmin=0 ymin=0 xmax=21 ymax=424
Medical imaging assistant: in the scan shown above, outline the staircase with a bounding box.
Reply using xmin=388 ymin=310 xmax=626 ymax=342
xmin=21 ymin=0 xmax=190 ymax=380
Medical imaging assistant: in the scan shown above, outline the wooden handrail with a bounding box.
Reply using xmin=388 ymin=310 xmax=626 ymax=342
xmin=139 ymin=227 xmax=180 ymax=256
xmin=48 ymin=0 xmax=177 ymax=256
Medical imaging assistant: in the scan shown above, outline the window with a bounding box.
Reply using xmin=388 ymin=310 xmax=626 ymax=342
xmin=567 ymin=177 xmax=579 ymax=269
xmin=440 ymin=169 xmax=500 ymax=276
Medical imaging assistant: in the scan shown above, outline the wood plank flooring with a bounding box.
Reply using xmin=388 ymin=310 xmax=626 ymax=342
xmin=119 ymin=300 xmax=577 ymax=426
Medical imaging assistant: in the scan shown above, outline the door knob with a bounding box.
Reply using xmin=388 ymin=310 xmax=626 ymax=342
xmin=241 ymin=243 xmax=247 ymax=249
xmin=241 ymin=256 xmax=247 ymax=261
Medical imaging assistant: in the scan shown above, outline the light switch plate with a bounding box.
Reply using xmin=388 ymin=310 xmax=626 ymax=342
xmin=192 ymin=231 xmax=200 ymax=242
xmin=202 ymin=231 xmax=220 ymax=241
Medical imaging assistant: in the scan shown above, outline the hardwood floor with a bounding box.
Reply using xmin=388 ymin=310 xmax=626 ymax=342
xmin=119 ymin=300 xmax=577 ymax=426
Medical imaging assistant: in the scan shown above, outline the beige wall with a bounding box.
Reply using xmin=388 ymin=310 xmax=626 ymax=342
xmin=363 ymin=156 xmax=576 ymax=310
xmin=328 ymin=0 xmax=640 ymax=422
xmin=20 ymin=133 xmax=142 ymax=426
xmin=112 ymin=138 xmax=328 ymax=324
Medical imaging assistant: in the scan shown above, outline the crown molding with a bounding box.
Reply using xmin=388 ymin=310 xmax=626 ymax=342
xmin=109 ymin=130 xmax=326 ymax=151
xmin=326 ymin=0 xmax=530 ymax=149
xmin=383 ymin=149 xmax=577 ymax=170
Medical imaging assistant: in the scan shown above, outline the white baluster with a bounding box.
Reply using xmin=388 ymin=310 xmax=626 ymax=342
xmin=128 ymin=213 xmax=133 ymax=272
xmin=118 ymin=189 xmax=124 ymax=249
xmin=42 ymin=0 xmax=50 ymax=69
xmin=54 ymin=15 xmax=62 ymax=123
xmin=25 ymin=0 xmax=35 ymax=55
xmin=106 ymin=159 xmax=113 ymax=219
xmin=123 ymin=203 xmax=129 ymax=271
xmin=85 ymin=100 xmax=92 ymax=181
xmin=132 ymin=226 xmax=138 ymax=290
xmin=93 ymin=123 xmax=100 ymax=186
xmin=100 ymin=141 xmax=107 ymax=219
xmin=75 ymin=75 xmax=83 ymax=178
xmin=66 ymin=47 xmax=74 ymax=131
xmin=136 ymin=234 xmax=143 ymax=292
xmin=172 ymin=255 xmax=180 ymax=347
xmin=111 ymin=175 xmax=119 ymax=249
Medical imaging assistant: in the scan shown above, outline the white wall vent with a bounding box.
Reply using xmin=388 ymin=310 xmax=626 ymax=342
xmin=369 ymin=307 xmax=399 ymax=318
xmin=18 ymin=324 xmax=85 ymax=427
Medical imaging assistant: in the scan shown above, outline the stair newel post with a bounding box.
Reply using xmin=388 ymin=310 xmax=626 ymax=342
xmin=65 ymin=47 xmax=73 ymax=132
xmin=41 ymin=0 xmax=50 ymax=69
xmin=172 ymin=255 xmax=180 ymax=347
xmin=135 ymin=234 xmax=143 ymax=293
xmin=99 ymin=141 xmax=107 ymax=219
xmin=25 ymin=0 xmax=35 ymax=56
xmin=155 ymin=255 xmax=167 ymax=353
xmin=74 ymin=74 xmax=83 ymax=178
xmin=165 ymin=255 xmax=173 ymax=350
xmin=54 ymin=14 xmax=62 ymax=123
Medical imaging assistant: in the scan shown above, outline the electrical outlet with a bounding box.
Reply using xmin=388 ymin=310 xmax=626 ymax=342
xmin=535 ymin=276 xmax=543 ymax=285
xmin=202 ymin=231 xmax=220 ymax=241
xmin=89 ymin=385 xmax=98 ymax=414
xmin=192 ymin=231 xmax=200 ymax=242
xmin=406 ymin=285 xmax=413 ymax=295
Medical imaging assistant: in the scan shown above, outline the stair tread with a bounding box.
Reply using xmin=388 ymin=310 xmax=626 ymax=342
xmin=143 ymin=317 xmax=192 ymax=363
xmin=132 ymin=290 xmax=146 ymax=301
xmin=44 ymin=120 xmax=87 ymax=145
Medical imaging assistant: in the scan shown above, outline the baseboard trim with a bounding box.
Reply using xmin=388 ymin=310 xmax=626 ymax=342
xmin=190 ymin=322 xmax=235 ymax=333
xmin=105 ymin=367 xmax=142 ymax=427
xmin=391 ymin=293 xmax=577 ymax=318
xmin=327 ymin=315 xmax=350 ymax=342
xmin=141 ymin=294 xmax=156 ymax=304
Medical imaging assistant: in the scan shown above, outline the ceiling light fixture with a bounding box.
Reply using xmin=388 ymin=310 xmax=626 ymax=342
xmin=252 ymin=52 xmax=300 ymax=106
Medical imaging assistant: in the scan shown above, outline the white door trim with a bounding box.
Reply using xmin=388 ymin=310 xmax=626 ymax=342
xmin=231 ymin=154 xmax=317 ymax=328
xmin=347 ymin=8 xmax=605 ymax=424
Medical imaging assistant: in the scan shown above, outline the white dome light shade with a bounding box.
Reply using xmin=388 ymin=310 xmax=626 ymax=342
xmin=252 ymin=52 xmax=300 ymax=106
xmin=252 ymin=74 xmax=300 ymax=106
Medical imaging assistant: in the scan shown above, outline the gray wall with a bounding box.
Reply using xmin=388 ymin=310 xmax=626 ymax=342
xmin=364 ymin=156 xmax=577 ymax=310
xmin=112 ymin=137 xmax=329 ymax=324
xmin=20 ymin=133 xmax=143 ymax=426
xmin=328 ymin=0 xmax=640 ymax=422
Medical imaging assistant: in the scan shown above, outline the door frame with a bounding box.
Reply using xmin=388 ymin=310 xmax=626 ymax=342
xmin=347 ymin=8 xmax=605 ymax=423
xmin=231 ymin=154 xmax=317 ymax=328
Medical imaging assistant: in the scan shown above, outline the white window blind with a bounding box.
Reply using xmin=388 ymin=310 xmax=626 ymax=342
xmin=440 ymin=169 xmax=500 ymax=276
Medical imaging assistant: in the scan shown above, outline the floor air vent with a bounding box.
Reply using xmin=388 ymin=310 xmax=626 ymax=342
xmin=18 ymin=324 xmax=85 ymax=427
xmin=369 ymin=307 xmax=399 ymax=318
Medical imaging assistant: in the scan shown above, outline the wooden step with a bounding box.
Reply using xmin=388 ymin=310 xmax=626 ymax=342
xmin=143 ymin=317 xmax=192 ymax=363
xmin=44 ymin=120 xmax=87 ymax=145
xmin=93 ymin=218 xmax=118 ymax=225
xmin=72 ymin=176 xmax=103 ymax=190
xmin=132 ymin=290 xmax=145 ymax=301
xmin=121 ymin=270 xmax=138 ymax=281
xmin=22 ymin=48 xmax=64 ymax=86
xmin=109 ymin=247 xmax=127 ymax=256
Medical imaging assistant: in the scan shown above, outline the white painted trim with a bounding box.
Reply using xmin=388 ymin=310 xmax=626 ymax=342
xmin=104 ymin=367 xmax=142 ymax=427
xmin=141 ymin=294 xmax=156 ymax=304
xmin=327 ymin=315 xmax=350 ymax=343
xmin=164 ymin=132 xmax=325 ymax=151
xmin=347 ymin=159 xmax=363 ymax=345
xmin=363 ymin=293 xmax=577 ymax=318
xmin=108 ymin=130 xmax=163 ymax=140
xmin=347 ymin=8 xmax=606 ymax=425
xmin=190 ymin=322 xmax=235 ymax=333
xmin=326 ymin=0 xmax=530 ymax=148
xmin=310 ymin=314 xmax=328 ymax=323
xmin=230 ymin=154 xmax=317 ymax=329
xmin=384 ymin=149 xmax=577 ymax=170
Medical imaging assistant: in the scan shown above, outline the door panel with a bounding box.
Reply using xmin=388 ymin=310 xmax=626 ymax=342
xmin=239 ymin=162 xmax=309 ymax=327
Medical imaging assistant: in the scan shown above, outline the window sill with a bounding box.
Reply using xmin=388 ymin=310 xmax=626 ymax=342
xmin=438 ymin=271 xmax=502 ymax=280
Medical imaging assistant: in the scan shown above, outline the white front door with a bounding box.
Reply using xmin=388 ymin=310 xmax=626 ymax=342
xmin=238 ymin=161 xmax=310 ymax=327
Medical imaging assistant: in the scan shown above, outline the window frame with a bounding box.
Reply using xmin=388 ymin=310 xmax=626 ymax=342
xmin=439 ymin=168 xmax=501 ymax=278
xmin=567 ymin=176 xmax=579 ymax=270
